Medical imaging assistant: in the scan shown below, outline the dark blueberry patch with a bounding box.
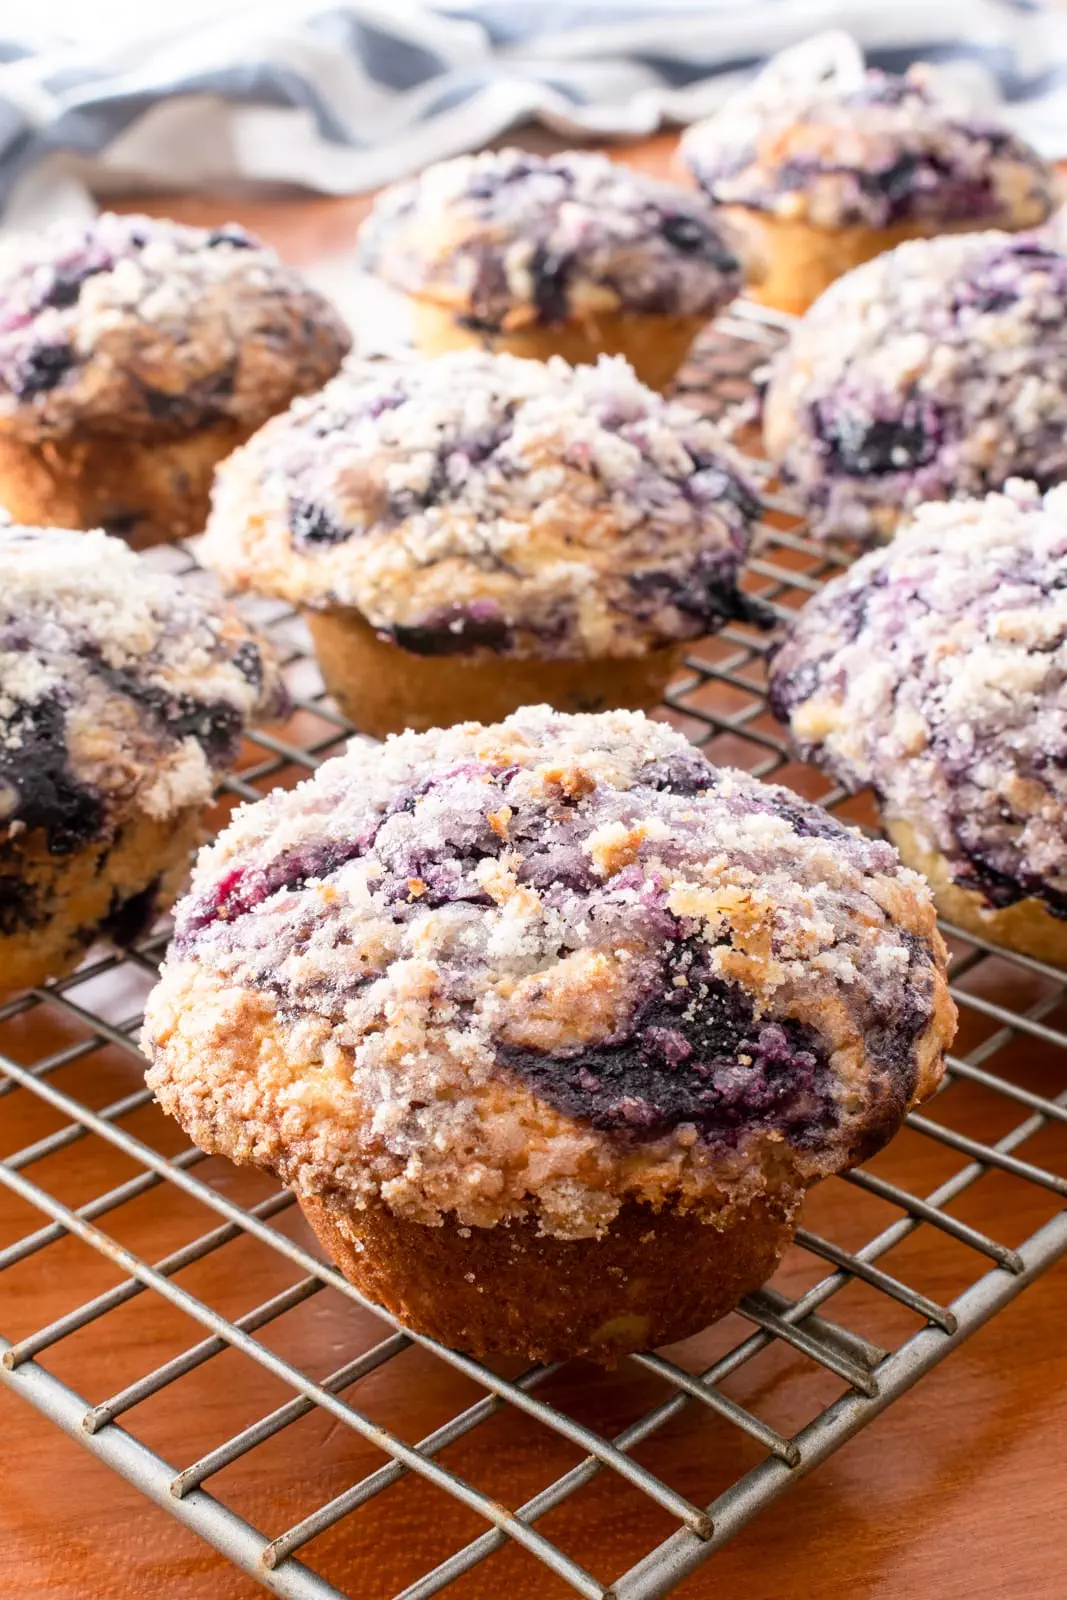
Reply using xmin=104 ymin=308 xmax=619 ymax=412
xmin=813 ymin=399 xmax=940 ymax=477
xmin=659 ymin=214 xmax=737 ymax=273
xmin=527 ymin=246 xmax=572 ymax=325
xmin=0 ymin=697 xmax=104 ymax=854
xmin=14 ymin=342 xmax=77 ymax=400
xmin=290 ymin=497 xmax=351 ymax=547
xmin=636 ymin=747 xmax=714 ymax=795
xmin=862 ymin=153 xmax=920 ymax=203
xmin=38 ymin=262 xmax=108 ymax=312
xmin=205 ymin=225 xmax=256 ymax=249
xmin=88 ymin=657 xmax=244 ymax=762
xmin=99 ymin=876 xmax=163 ymax=946
xmin=497 ymin=952 xmax=837 ymax=1145
xmin=391 ymin=607 xmax=512 ymax=657
xmin=0 ymin=864 xmax=42 ymax=936
xmin=627 ymin=565 xmax=775 ymax=632
xmin=231 ymin=640 xmax=265 ymax=692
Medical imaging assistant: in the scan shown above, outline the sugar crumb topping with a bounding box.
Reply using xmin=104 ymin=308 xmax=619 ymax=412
xmin=143 ymin=707 xmax=952 ymax=1238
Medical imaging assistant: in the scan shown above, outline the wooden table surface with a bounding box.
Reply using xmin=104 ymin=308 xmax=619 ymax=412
xmin=2 ymin=133 xmax=1066 ymax=1600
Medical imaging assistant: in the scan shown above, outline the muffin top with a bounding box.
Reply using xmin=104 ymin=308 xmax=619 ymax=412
xmin=202 ymin=350 xmax=766 ymax=659
xmin=0 ymin=212 xmax=351 ymax=442
xmin=142 ymin=706 xmax=952 ymax=1240
xmin=682 ymin=66 xmax=1055 ymax=232
xmin=0 ymin=527 xmax=286 ymax=861
xmin=769 ymin=479 xmax=1067 ymax=916
xmin=763 ymin=231 xmax=1067 ymax=543
xmin=358 ymin=147 xmax=743 ymax=329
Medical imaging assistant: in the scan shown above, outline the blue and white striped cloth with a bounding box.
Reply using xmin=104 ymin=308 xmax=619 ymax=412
xmin=2 ymin=1 xmax=1067 ymax=228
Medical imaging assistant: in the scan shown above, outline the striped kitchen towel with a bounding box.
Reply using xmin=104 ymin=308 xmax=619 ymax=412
xmin=2 ymin=0 xmax=1067 ymax=226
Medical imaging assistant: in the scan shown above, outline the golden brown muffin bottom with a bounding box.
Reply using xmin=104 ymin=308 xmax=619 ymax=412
xmin=718 ymin=208 xmax=990 ymax=318
xmin=409 ymin=298 xmax=707 ymax=391
xmin=0 ymin=807 xmax=202 ymax=993
xmin=301 ymin=1191 xmax=797 ymax=1363
xmin=0 ymin=421 xmax=258 ymax=548
xmin=887 ymin=817 xmax=1067 ymax=969
xmin=305 ymin=605 xmax=683 ymax=738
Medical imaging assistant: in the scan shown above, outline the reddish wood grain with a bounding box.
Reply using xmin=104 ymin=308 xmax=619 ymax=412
xmin=2 ymin=133 xmax=1066 ymax=1600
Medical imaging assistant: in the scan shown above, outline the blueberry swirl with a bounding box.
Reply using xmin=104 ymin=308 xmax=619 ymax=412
xmin=143 ymin=707 xmax=952 ymax=1239
xmin=359 ymin=147 xmax=742 ymax=329
xmin=201 ymin=350 xmax=767 ymax=659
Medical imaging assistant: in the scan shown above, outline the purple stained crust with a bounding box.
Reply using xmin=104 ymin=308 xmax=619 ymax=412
xmin=359 ymin=147 xmax=743 ymax=329
xmin=682 ymin=66 xmax=1055 ymax=231
xmin=167 ymin=708 xmax=944 ymax=1164
xmin=768 ymin=480 xmax=1067 ymax=916
xmin=765 ymin=232 xmax=1067 ymax=543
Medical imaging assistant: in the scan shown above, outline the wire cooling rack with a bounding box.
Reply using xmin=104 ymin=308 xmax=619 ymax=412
xmin=2 ymin=305 xmax=1067 ymax=1600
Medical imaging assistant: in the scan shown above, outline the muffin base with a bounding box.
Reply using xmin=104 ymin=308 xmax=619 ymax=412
xmin=0 ymin=421 xmax=256 ymax=547
xmin=301 ymin=1192 xmax=797 ymax=1363
xmin=887 ymin=817 xmax=1067 ymax=969
xmin=718 ymin=208 xmax=985 ymax=317
xmin=0 ymin=807 xmax=202 ymax=993
xmin=305 ymin=605 xmax=684 ymax=738
xmin=409 ymin=298 xmax=707 ymax=391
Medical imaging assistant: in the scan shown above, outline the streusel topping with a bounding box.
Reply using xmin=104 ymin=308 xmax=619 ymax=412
xmin=769 ymin=480 xmax=1067 ymax=913
xmin=202 ymin=351 xmax=766 ymax=658
xmin=0 ymin=527 xmax=286 ymax=854
xmin=143 ymin=707 xmax=951 ymax=1238
xmin=764 ymin=231 xmax=1067 ymax=543
xmin=359 ymin=147 xmax=742 ymax=328
xmin=0 ymin=212 xmax=351 ymax=440
xmin=682 ymin=66 xmax=1055 ymax=232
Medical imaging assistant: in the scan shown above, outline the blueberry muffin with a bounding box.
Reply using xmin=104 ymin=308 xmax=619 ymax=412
xmin=682 ymin=64 xmax=1055 ymax=316
xmin=0 ymin=213 xmax=351 ymax=546
xmin=763 ymin=231 xmax=1067 ymax=545
xmin=201 ymin=349 xmax=767 ymax=738
xmin=358 ymin=148 xmax=744 ymax=389
xmin=142 ymin=706 xmax=953 ymax=1362
xmin=0 ymin=526 xmax=286 ymax=991
xmin=769 ymin=479 xmax=1067 ymax=965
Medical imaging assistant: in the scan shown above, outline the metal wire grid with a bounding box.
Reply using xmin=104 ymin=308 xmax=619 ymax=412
xmin=1 ymin=307 xmax=1066 ymax=1600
